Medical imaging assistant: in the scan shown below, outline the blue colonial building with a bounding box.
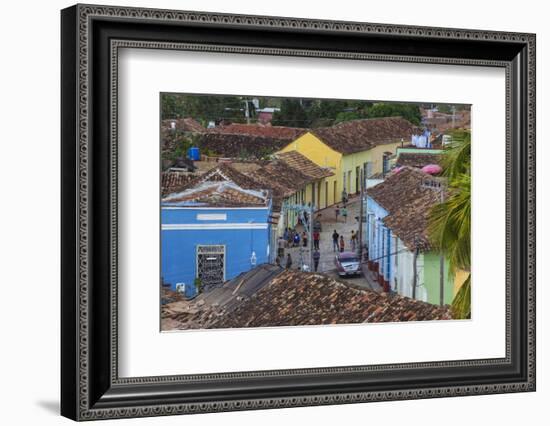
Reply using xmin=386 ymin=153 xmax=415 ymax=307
xmin=161 ymin=165 xmax=272 ymax=292
xmin=363 ymin=167 xmax=455 ymax=305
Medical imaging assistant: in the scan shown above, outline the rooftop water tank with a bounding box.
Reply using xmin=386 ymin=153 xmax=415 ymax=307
xmin=187 ymin=146 xmax=200 ymax=161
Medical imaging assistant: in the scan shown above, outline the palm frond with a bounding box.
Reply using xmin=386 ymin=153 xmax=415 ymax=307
xmin=427 ymin=129 xmax=471 ymax=318
xmin=440 ymin=130 xmax=471 ymax=180
xmin=451 ymin=274 xmax=471 ymax=319
xmin=427 ymin=173 xmax=471 ymax=274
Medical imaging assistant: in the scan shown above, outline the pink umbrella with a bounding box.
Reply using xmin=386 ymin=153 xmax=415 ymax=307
xmin=422 ymin=164 xmax=442 ymax=175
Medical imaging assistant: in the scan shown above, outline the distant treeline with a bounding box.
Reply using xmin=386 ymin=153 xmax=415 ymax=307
xmin=161 ymin=94 xmax=432 ymax=128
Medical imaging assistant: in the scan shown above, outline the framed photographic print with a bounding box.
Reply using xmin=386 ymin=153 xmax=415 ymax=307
xmin=61 ymin=4 xmax=536 ymax=421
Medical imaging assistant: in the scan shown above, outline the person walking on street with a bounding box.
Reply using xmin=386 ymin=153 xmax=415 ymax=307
xmin=335 ymin=205 xmax=340 ymax=222
xmin=332 ymin=230 xmax=339 ymax=252
xmin=313 ymin=230 xmax=320 ymax=250
xmin=277 ymin=236 xmax=285 ymax=259
xmin=341 ymin=206 xmax=348 ymax=223
xmin=302 ymin=231 xmax=308 ymax=248
xmin=285 ymin=253 xmax=293 ymax=269
xmin=293 ymin=231 xmax=300 ymax=247
xmin=339 ymin=235 xmax=345 ymax=252
xmin=350 ymin=230 xmax=357 ymax=251
xmin=313 ymin=250 xmax=321 ymax=272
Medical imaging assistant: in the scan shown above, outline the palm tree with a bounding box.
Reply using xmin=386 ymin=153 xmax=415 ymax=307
xmin=428 ymin=131 xmax=471 ymax=319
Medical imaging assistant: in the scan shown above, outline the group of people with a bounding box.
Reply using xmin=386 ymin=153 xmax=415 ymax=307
xmin=333 ymin=190 xmax=350 ymax=223
xmin=282 ymin=227 xmax=310 ymax=248
xmin=274 ymin=196 xmax=360 ymax=272
xmin=275 ymin=250 xmax=322 ymax=272
xmin=332 ymin=229 xmax=358 ymax=253
xmin=277 ymin=225 xmax=323 ymax=272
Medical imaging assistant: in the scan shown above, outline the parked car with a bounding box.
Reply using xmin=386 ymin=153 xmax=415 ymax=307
xmin=334 ymin=252 xmax=362 ymax=277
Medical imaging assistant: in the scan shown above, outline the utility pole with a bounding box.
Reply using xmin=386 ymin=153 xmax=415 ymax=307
xmin=451 ymin=105 xmax=456 ymax=128
xmin=309 ymin=203 xmax=314 ymax=272
xmin=243 ymin=100 xmax=251 ymax=124
xmin=412 ymin=235 xmax=418 ymax=300
xmin=439 ymin=186 xmax=446 ymax=306
xmin=358 ymin=168 xmax=364 ymax=259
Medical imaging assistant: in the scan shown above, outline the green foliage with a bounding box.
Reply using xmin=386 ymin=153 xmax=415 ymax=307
xmin=435 ymin=104 xmax=453 ymax=114
xmin=451 ymin=274 xmax=471 ymax=319
xmin=427 ymin=130 xmax=472 ymax=319
xmin=435 ymin=104 xmax=467 ymax=114
xmin=161 ymin=94 xmax=247 ymax=123
xmin=334 ymin=110 xmax=367 ymax=124
xmin=162 ymin=94 xmax=422 ymax=128
xmin=194 ymin=277 xmax=202 ymax=293
xmin=366 ymin=103 xmax=422 ymax=125
xmin=173 ymin=136 xmax=192 ymax=159
xmin=271 ymin=99 xmax=309 ymax=127
xmin=440 ymin=130 xmax=471 ymax=179
xmin=428 ymin=173 xmax=471 ymax=275
xmin=272 ymin=98 xmax=379 ymax=128
xmin=163 ymin=132 xmax=194 ymax=161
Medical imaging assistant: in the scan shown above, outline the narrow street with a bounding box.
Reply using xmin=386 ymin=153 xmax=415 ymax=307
xmin=283 ymin=194 xmax=383 ymax=293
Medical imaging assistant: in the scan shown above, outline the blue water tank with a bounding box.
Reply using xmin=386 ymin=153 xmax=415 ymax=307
xmin=187 ymin=146 xmax=200 ymax=161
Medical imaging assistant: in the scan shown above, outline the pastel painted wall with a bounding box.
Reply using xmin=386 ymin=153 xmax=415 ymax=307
xmin=280 ymin=132 xmax=341 ymax=208
xmin=365 ymin=197 xmax=389 ymax=261
xmin=281 ymin=133 xmax=405 ymax=208
xmin=341 ymin=141 xmax=403 ymax=194
xmin=393 ymin=238 xmax=416 ymax=298
xmin=161 ymin=206 xmax=271 ymax=289
xmin=365 ymin=196 xmax=455 ymax=305
xmin=454 ymin=269 xmax=470 ymax=296
xmin=422 ymin=252 xmax=455 ymax=305
xmin=396 ymin=147 xmax=444 ymax=156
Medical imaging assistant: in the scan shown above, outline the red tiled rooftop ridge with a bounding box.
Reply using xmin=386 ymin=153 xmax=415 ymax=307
xmin=311 ymin=116 xmax=414 ymax=155
xmin=198 ymin=269 xmax=452 ymax=328
xmin=366 ymin=167 xmax=446 ymax=250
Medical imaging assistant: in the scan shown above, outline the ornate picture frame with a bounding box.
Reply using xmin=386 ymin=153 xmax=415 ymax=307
xmin=61 ymin=4 xmax=535 ymax=421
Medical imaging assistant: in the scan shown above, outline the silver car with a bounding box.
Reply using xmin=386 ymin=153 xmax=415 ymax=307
xmin=334 ymin=252 xmax=362 ymax=277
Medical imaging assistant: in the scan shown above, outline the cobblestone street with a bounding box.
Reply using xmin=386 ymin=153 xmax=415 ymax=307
xmin=282 ymin=194 xmax=382 ymax=292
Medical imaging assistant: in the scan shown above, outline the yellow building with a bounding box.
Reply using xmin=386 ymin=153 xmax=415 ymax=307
xmin=252 ymin=151 xmax=334 ymax=230
xmin=454 ymin=269 xmax=470 ymax=297
xmin=280 ymin=117 xmax=414 ymax=209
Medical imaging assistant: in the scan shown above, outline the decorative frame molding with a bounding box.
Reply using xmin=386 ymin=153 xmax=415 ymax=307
xmin=61 ymin=4 xmax=535 ymax=421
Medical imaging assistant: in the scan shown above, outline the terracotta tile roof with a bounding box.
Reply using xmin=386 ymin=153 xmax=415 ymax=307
xmin=366 ymin=167 xmax=445 ymax=250
xmin=178 ymin=163 xmax=266 ymax=193
xmin=260 ymin=160 xmax=317 ymax=192
xmin=197 ymin=123 xmax=306 ymax=159
xmin=161 ymin=171 xmax=199 ymax=196
xmin=196 ymin=133 xmax=294 ymax=159
xmin=163 ymin=269 xmax=452 ymax=330
xmin=162 ymin=117 xmax=205 ymax=133
xmin=396 ymin=152 xmax=443 ymax=168
xmin=242 ymin=153 xmax=333 ymax=211
xmin=161 ymin=156 xmax=331 ymax=212
xmin=162 ymin=181 xmax=269 ymax=208
xmin=275 ymin=151 xmax=334 ymax=180
xmin=160 ymin=118 xmax=205 ymax=159
xmin=310 ymin=117 xmax=414 ymax=155
xmin=207 ymin=123 xmax=305 ymax=139
xmin=245 ymin=167 xmax=294 ymax=211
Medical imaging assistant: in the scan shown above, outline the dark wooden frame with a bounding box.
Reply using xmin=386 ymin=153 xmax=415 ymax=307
xmin=61 ymin=4 xmax=536 ymax=421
